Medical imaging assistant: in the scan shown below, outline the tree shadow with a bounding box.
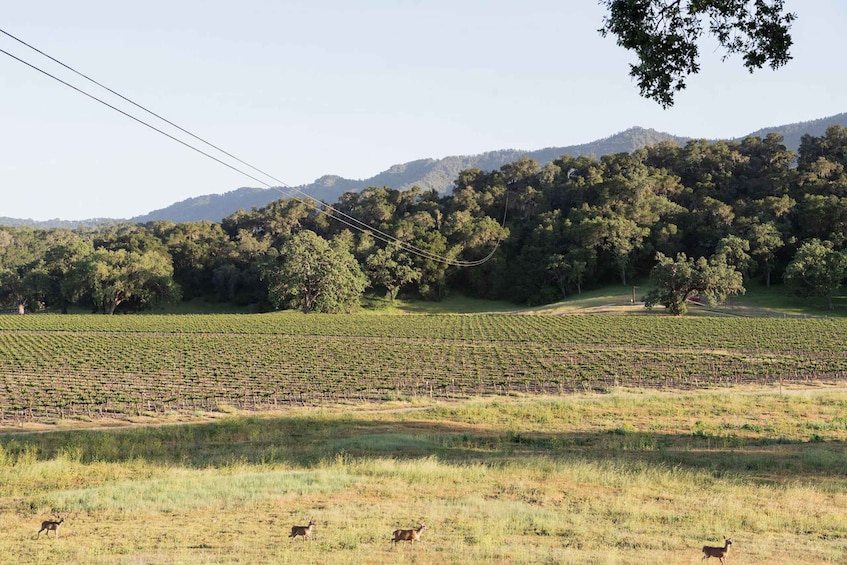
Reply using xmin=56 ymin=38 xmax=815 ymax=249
xmin=1 ymin=414 xmax=844 ymax=481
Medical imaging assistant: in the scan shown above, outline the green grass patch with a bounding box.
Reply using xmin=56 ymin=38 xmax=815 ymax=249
xmin=1 ymin=390 xmax=846 ymax=563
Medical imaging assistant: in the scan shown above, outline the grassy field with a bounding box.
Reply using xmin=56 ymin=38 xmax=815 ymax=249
xmin=0 ymin=389 xmax=845 ymax=563
xmin=149 ymin=281 xmax=847 ymax=317
xmin=0 ymin=307 xmax=845 ymax=563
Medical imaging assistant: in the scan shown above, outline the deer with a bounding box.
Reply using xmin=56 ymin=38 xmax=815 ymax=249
xmin=391 ymin=523 xmax=426 ymax=545
xmin=289 ymin=519 xmax=316 ymax=540
xmin=702 ymin=537 xmax=732 ymax=563
xmin=37 ymin=516 xmax=64 ymax=538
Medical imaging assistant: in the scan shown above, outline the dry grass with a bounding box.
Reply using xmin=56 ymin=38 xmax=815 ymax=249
xmin=0 ymin=388 xmax=845 ymax=563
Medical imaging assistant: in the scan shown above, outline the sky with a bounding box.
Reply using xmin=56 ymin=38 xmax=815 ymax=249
xmin=2 ymin=0 xmax=845 ymax=221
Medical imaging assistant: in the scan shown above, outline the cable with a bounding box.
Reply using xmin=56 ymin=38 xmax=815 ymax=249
xmin=0 ymin=45 xmax=420 ymax=258
xmin=0 ymin=47 xmax=273 ymax=187
xmin=1 ymin=29 xmax=506 ymax=266
xmin=0 ymin=29 xmax=507 ymax=266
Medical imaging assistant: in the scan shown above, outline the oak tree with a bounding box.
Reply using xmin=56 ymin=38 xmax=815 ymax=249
xmin=600 ymin=0 xmax=796 ymax=107
xmin=264 ymin=230 xmax=367 ymax=313
xmin=783 ymin=239 xmax=847 ymax=311
xmin=642 ymin=251 xmax=744 ymax=315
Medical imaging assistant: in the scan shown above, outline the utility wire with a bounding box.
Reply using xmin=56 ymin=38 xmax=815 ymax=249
xmin=0 ymin=40 xmax=448 ymax=262
xmin=0 ymin=29 xmax=507 ymax=266
xmin=0 ymin=47 xmax=271 ymax=188
xmin=1 ymin=29 xmax=507 ymax=266
xmin=0 ymin=43 xmax=435 ymax=261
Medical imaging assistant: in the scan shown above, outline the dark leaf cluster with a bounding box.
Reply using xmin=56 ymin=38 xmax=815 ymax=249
xmin=599 ymin=0 xmax=795 ymax=107
xmin=2 ymin=127 xmax=847 ymax=314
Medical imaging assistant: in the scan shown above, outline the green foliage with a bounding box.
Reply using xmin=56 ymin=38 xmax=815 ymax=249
xmin=584 ymin=211 xmax=648 ymax=285
xmin=715 ymin=234 xmax=751 ymax=276
xmin=745 ymin=221 xmax=784 ymax=286
xmin=795 ymin=194 xmax=847 ymax=246
xmin=0 ymin=227 xmax=48 ymax=313
xmin=7 ymin=127 xmax=847 ymax=311
xmin=798 ymin=125 xmax=847 ymax=174
xmin=783 ymin=239 xmax=847 ymax=311
xmin=42 ymin=230 xmax=94 ymax=312
xmin=599 ymin=0 xmax=796 ymax=107
xmin=152 ymin=221 xmax=238 ymax=300
xmin=365 ymin=243 xmax=420 ymax=300
xmin=81 ymin=248 xmax=181 ymax=314
xmin=642 ymin=252 xmax=745 ymax=315
xmin=263 ymin=230 xmax=367 ymax=313
xmin=0 ymin=312 xmax=846 ymax=421
xmin=546 ymin=253 xmax=587 ymax=298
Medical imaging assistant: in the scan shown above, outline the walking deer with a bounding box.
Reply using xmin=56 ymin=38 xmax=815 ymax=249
xmin=37 ymin=516 xmax=64 ymax=538
xmin=290 ymin=519 xmax=316 ymax=540
xmin=391 ymin=523 xmax=426 ymax=545
xmin=702 ymin=537 xmax=732 ymax=563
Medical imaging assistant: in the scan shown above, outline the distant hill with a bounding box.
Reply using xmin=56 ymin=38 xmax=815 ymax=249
xmin=740 ymin=113 xmax=847 ymax=152
xmin=5 ymin=113 xmax=846 ymax=228
xmin=0 ymin=217 xmax=123 ymax=230
xmin=130 ymin=126 xmax=690 ymax=224
xmin=132 ymin=187 xmax=270 ymax=225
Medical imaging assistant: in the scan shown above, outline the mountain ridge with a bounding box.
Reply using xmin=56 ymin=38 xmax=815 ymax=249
xmin=131 ymin=126 xmax=691 ymax=224
xmin=6 ymin=113 xmax=846 ymax=228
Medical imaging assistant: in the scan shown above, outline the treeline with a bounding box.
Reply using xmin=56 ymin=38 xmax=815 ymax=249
xmin=2 ymin=126 xmax=847 ymax=314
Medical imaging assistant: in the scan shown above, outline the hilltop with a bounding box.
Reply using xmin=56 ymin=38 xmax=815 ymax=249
xmin=4 ymin=112 xmax=846 ymax=227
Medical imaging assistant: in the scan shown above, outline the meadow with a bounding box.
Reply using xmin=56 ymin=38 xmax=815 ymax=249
xmin=0 ymin=311 xmax=844 ymax=563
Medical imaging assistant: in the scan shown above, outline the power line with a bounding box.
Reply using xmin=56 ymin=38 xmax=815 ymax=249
xmin=1 ymin=29 xmax=506 ymax=266
xmin=0 ymin=28 xmax=506 ymax=266
xmin=0 ymin=46 xmax=422 ymax=257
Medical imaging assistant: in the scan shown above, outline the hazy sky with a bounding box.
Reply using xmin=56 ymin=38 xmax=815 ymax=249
xmin=2 ymin=0 xmax=845 ymax=221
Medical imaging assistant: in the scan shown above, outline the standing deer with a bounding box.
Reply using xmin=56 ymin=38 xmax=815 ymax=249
xmin=702 ymin=537 xmax=732 ymax=563
xmin=290 ymin=519 xmax=316 ymax=540
xmin=37 ymin=516 xmax=64 ymax=538
xmin=391 ymin=523 xmax=426 ymax=545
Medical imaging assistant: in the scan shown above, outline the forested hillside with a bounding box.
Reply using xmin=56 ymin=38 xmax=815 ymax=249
xmin=7 ymin=114 xmax=846 ymax=227
xmin=2 ymin=127 xmax=846 ymax=314
xmin=130 ymin=114 xmax=847 ymax=224
xmin=130 ymin=126 xmax=690 ymax=224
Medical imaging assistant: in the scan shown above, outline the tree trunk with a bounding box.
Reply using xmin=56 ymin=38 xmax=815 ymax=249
xmin=16 ymin=303 xmax=25 ymax=315
xmin=302 ymin=290 xmax=314 ymax=313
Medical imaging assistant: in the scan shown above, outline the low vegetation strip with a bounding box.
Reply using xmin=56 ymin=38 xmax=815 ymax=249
xmin=0 ymin=312 xmax=845 ymax=350
xmin=0 ymin=392 xmax=845 ymax=563
xmin=0 ymin=314 xmax=845 ymax=422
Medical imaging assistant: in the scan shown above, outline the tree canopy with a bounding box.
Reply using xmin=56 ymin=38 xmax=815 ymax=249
xmin=642 ymin=252 xmax=745 ymax=315
xmin=599 ymin=0 xmax=796 ymax=107
xmin=262 ymin=230 xmax=367 ymax=314
xmin=783 ymin=239 xmax=847 ymax=311
xmin=3 ymin=127 xmax=847 ymax=315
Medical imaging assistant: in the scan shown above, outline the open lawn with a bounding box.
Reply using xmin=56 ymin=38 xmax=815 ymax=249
xmin=0 ymin=389 xmax=845 ymax=563
xmin=149 ymin=281 xmax=847 ymax=318
xmin=522 ymin=282 xmax=847 ymax=318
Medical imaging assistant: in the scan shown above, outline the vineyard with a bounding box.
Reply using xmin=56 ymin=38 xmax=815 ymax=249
xmin=0 ymin=313 xmax=845 ymax=422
